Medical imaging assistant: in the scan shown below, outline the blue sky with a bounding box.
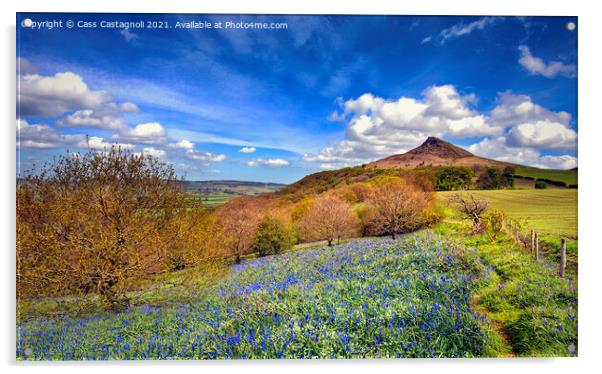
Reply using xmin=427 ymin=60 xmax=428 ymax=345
xmin=17 ymin=14 xmax=578 ymax=183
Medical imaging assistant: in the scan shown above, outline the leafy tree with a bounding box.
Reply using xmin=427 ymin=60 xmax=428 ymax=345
xmin=298 ymin=195 xmax=359 ymax=246
xmin=17 ymin=148 xmax=208 ymax=309
xmin=252 ymin=214 xmax=294 ymax=256
xmin=502 ymin=166 xmax=516 ymax=188
xmin=478 ymin=168 xmax=502 ymax=189
xmin=367 ymin=179 xmax=433 ymax=239
xmin=534 ymin=180 xmax=548 ymax=189
xmin=435 ymin=167 xmax=473 ymax=191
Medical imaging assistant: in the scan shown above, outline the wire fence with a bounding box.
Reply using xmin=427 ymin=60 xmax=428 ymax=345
xmin=503 ymin=218 xmax=569 ymax=278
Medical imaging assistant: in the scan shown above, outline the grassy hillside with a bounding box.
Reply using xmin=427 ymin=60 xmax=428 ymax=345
xmin=514 ymin=167 xmax=577 ymax=186
xmin=279 ymin=166 xmax=441 ymax=201
xmin=438 ymin=189 xmax=577 ymax=239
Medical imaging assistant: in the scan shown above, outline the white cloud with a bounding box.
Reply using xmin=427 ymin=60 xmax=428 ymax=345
xmin=17 ymin=61 xmax=139 ymax=131
xmin=85 ymin=136 xmax=135 ymax=151
xmin=440 ymin=17 xmax=500 ymax=44
xmin=304 ymin=85 xmax=502 ymax=166
xmin=119 ymin=102 xmax=139 ymax=112
xmin=16 ymin=119 xmax=135 ymax=151
xmin=185 ymin=150 xmax=226 ymax=163
xmin=248 ymin=158 xmax=289 ymax=167
xmin=168 ymin=139 xmax=195 ymax=150
xmin=506 ymin=120 xmax=577 ymax=149
xmin=239 ymin=146 xmax=256 ymax=153
xmin=17 ymin=119 xmax=79 ymax=149
xmin=488 ymin=92 xmax=577 ymax=149
xmin=304 ymin=86 xmax=577 ymax=170
xmin=57 ymin=102 xmax=138 ymax=130
xmin=489 ymin=92 xmax=571 ymax=126
xmin=57 ymin=109 xmax=125 ymax=130
xmin=421 ymin=36 xmax=432 ymax=44
xmin=468 ymin=137 xmax=576 ymax=169
xmin=537 ymin=155 xmax=578 ymax=170
xmin=518 ymin=45 xmax=576 ymax=78
xmin=136 ymin=147 xmax=166 ymax=158
xmin=118 ymin=122 xmax=167 ymax=144
xmin=18 ymin=72 xmax=111 ymax=117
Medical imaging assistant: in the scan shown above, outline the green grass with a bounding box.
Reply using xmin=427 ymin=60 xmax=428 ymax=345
xmin=17 ymin=262 xmax=228 ymax=323
xmin=438 ymin=189 xmax=578 ymax=278
xmin=438 ymin=189 xmax=577 ymax=239
xmin=515 ymin=166 xmax=577 ymax=186
xmin=434 ymin=222 xmax=578 ymax=357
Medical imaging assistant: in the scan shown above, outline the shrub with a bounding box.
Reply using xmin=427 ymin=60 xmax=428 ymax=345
xmin=422 ymin=203 xmax=447 ymax=228
xmin=484 ymin=209 xmax=505 ymax=242
xmin=252 ymin=215 xmax=294 ymax=257
xmin=16 ymin=148 xmax=208 ymax=309
xmin=534 ymin=181 xmax=547 ymax=189
xmin=349 ymin=182 xmax=373 ymax=202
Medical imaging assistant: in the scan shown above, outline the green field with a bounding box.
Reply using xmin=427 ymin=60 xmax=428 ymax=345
xmin=514 ymin=166 xmax=577 ymax=186
xmin=194 ymin=194 xmax=234 ymax=208
xmin=438 ymin=189 xmax=577 ymax=239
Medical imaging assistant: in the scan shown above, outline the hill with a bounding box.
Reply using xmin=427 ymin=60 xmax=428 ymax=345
xmin=366 ymin=136 xmax=512 ymax=169
xmin=279 ymin=137 xmax=577 ymax=200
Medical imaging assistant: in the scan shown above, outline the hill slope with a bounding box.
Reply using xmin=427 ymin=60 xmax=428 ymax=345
xmin=280 ymin=136 xmax=577 ymax=200
xmin=366 ymin=136 xmax=512 ymax=169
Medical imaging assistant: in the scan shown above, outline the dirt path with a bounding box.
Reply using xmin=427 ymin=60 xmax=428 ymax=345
xmin=469 ymin=291 xmax=515 ymax=358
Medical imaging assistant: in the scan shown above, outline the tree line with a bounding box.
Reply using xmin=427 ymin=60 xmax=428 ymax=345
xmin=435 ymin=166 xmax=515 ymax=191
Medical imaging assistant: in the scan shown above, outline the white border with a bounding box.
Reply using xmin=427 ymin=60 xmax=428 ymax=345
xmin=2 ymin=0 xmax=601 ymax=373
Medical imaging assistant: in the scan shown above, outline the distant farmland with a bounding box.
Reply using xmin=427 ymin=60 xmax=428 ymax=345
xmin=185 ymin=180 xmax=287 ymax=207
xmin=438 ymin=189 xmax=577 ymax=238
xmin=184 ymin=180 xmax=286 ymax=195
xmin=514 ymin=166 xmax=577 ymax=186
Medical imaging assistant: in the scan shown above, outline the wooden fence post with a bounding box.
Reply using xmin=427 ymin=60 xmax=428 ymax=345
xmin=559 ymin=238 xmax=567 ymax=277
xmin=531 ymin=230 xmax=535 ymax=254
xmin=534 ymin=232 xmax=539 ymax=260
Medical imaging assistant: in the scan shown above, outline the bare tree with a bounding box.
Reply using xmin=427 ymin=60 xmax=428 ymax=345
xmin=447 ymin=193 xmax=490 ymax=233
xmin=368 ymin=179 xmax=432 ymax=239
xmin=298 ymin=194 xmax=359 ymax=246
